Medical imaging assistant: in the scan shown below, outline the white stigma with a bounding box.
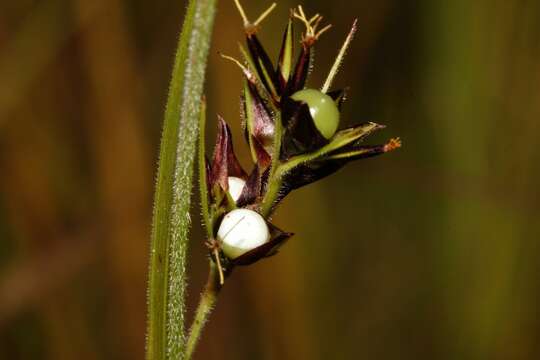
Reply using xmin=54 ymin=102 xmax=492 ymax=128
xmin=217 ymin=208 xmax=270 ymax=259
xmin=227 ymin=176 xmax=246 ymax=202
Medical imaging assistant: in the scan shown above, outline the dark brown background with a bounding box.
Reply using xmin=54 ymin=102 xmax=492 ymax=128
xmin=1 ymin=0 xmax=539 ymax=359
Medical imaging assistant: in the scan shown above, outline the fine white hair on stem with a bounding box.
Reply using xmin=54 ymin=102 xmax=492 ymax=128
xmin=321 ymin=19 xmax=358 ymax=94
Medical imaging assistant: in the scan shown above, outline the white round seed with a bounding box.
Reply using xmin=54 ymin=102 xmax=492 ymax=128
xmin=217 ymin=208 xmax=270 ymax=259
xmin=227 ymin=176 xmax=246 ymax=202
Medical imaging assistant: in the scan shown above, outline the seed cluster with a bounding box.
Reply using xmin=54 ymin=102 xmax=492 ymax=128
xmin=199 ymin=1 xmax=401 ymax=283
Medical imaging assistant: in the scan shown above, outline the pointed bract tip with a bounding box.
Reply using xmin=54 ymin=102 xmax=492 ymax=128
xmin=219 ymin=52 xmax=255 ymax=81
xmin=217 ymin=114 xmax=227 ymax=127
xmin=371 ymin=122 xmax=386 ymax=130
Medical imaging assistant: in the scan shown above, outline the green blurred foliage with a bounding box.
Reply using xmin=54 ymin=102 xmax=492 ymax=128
xmin=1 ymin=0 xmax=539 ymax=359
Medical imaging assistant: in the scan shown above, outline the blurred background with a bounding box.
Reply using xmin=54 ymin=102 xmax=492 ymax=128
xmin=1 ymin=0 xmax=539 ymax=359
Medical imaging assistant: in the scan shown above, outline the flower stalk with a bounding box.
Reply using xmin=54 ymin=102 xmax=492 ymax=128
xmin=184 ymin=262 xmax=222 ymax=360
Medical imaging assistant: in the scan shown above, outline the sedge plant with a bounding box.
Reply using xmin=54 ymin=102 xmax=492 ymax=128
xmin=146 ymin=1 xmax=401 ymax=359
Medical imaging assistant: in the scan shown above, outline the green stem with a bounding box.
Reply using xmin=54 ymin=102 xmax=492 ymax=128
xmin=146 ymin=0 xmax=217 ymax=359
xmin=260 ymin=171 xmax=283 ymax=218
xmin=270 ymin=111 xmax=283 ymax=177
xmin=184 ymin=262 xmax=222 ymax=360
xmin=259 ymin=108 xmax=283 ymax=217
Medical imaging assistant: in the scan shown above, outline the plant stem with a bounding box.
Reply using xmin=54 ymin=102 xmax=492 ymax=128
xmin=259 ymin=109 xmax=284 ymax=217
xmin=146 ymin=0 xmax=217 ymax=359
xmin=260 ymin=172 xmax=283 ymax=218
xmin=184 ymin=262 xmax=222 ymax=360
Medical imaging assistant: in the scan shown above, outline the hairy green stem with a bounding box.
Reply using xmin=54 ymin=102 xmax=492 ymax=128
xmin=260 ymin=172 xmax=283 ymax=218
xmin=184 ymin=262 xmax=222 ymax=360
xmin=259 ymin=109 xmax=283 ymax=217
xmin=146 ymin=0 xmax=217 ymax=359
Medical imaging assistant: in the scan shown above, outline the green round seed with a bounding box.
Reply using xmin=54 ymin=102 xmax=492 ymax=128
xmin=291 ymin=88 xmax=340 ymax=139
